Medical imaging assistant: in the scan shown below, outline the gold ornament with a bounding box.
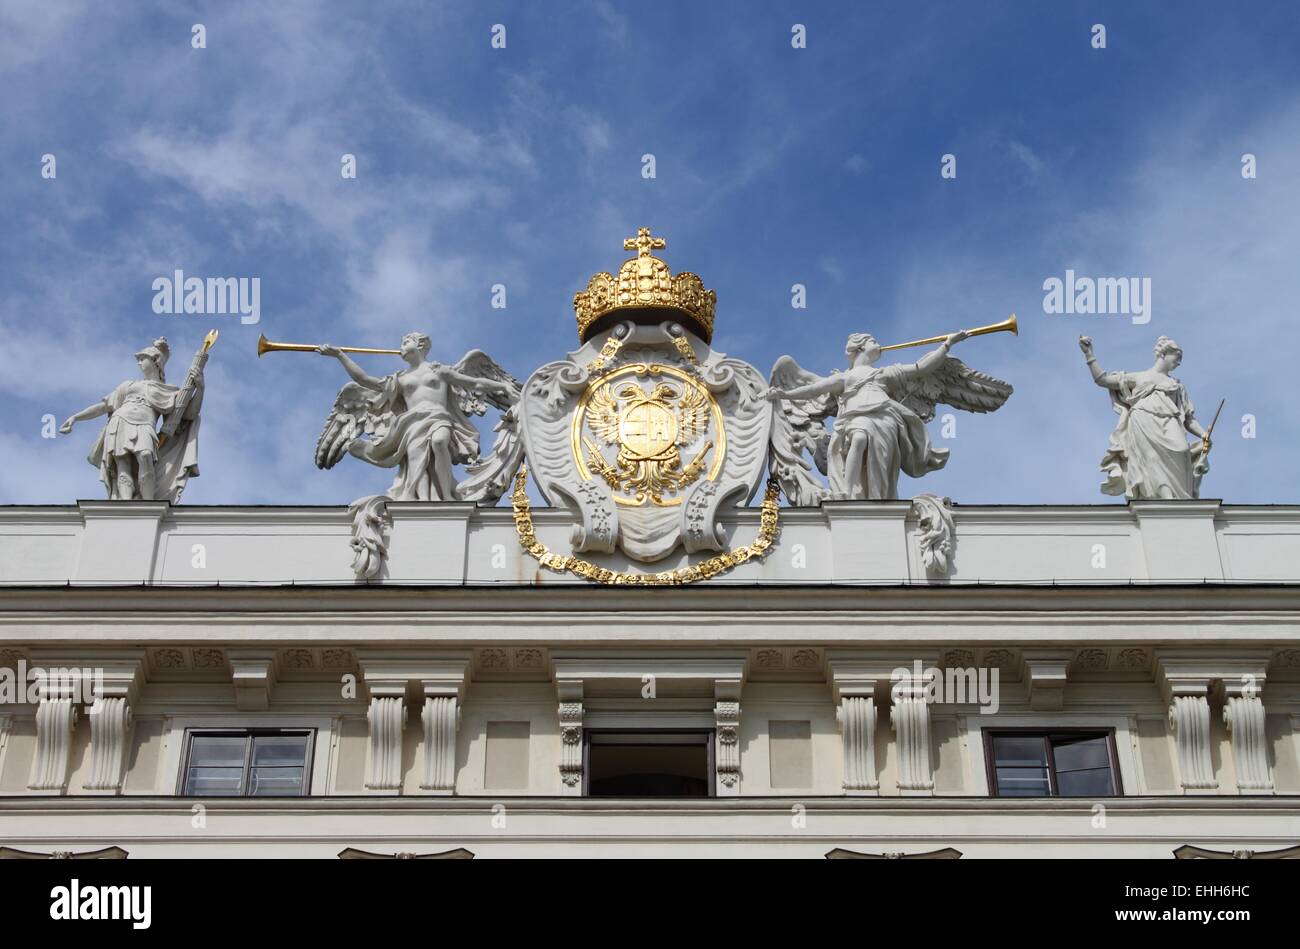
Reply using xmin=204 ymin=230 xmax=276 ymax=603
xmin=511 ymin=467 xmax=781 ymax=585
xmin=571 ymin=363 xmax=724 ymax=506
xmin=573 ymin=228 xmax=717 ymax=344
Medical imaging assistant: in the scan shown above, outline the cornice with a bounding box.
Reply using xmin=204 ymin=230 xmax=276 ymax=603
xmin=2 ymin=583 xmax=1300 ymax=617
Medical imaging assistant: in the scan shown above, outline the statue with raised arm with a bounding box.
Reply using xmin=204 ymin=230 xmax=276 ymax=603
xmin=59 ymin=333 xmax=213 ymax=502
xmin=767 ymin=329 xmax=1013 ymax=501
xmin=1078 ymin=335 xmax=1211 ymax=499
xmin=314 ymin=332 xmax=522 ymax=502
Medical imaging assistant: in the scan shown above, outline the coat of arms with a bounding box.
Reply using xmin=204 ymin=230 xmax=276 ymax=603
xmin=255 ymin=226 xmax=1015 ymax=583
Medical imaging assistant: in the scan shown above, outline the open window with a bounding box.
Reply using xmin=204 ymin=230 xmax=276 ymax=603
xmin=984 ymin=729 xmax=1121 ymax=797
xmin=585 ymin=731 xmax=713 ymax=797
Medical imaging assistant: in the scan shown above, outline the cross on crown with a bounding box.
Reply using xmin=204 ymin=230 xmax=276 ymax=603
xmin=623 ymin=227 xmax=666 ymax=258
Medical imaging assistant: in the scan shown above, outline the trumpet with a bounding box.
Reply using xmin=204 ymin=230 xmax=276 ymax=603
xmin=256 ymin=334 xmax=400 ymax=358
xmin=878 ymin=314 xmax=1018 ymax=352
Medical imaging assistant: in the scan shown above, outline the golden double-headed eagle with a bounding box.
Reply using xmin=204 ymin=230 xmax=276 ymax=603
xmin=583 ymin=379 xmax=713 ymax=505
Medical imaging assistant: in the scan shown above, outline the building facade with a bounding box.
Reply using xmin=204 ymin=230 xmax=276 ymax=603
xmin=1 ymin=497 xmax=1298 ymax=858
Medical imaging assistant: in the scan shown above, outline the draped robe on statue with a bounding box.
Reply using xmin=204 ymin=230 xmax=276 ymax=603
xmin=1100 ymin=372 xmax=1203 ymax=499
xmin=348 ymin=368 xmax=481 ymax=501
xmin=87 ymin=379 xmax=202 ymax=502
xmin=828 ymin=365 xmax=949 ymax=500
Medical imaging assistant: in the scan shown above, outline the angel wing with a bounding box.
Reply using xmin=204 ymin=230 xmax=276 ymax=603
xmin=886 ymin=356 xmax=1013 ymax=423
xmin=452 ymin=350 xmax=522 ymax=417
xmin=314 ymin=382 xmax=394 ymax=470
xmin=585 ymin=382 xmax=620 ymax=445
xmin=767 ymin=356 xmax=833 ymax=505
xmin=769 ymin=355 xmax=835 ymax=473
xmin=677 ymin=384 xmax=710 ymax=444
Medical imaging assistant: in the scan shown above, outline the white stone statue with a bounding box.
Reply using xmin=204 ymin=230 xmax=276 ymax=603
xmin=767 ymin=331 xmax=1013 ymax=501
xmin=314 ymin=332 xmax=522 ymax=503
xmin=59 ymin=335 xmax=209 ymax=502
xmin=1079 ymin=335 xmax=1211 ymax=499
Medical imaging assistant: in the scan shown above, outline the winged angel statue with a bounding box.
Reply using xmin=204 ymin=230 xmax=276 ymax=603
xmin=766 ymin=330 xmax=1012 ymax=501
xmin=313 ymin=331 xmax=522 ymax=576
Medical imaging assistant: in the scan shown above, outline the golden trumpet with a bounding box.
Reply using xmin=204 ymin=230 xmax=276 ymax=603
xmin=879 ymin=314 xmax=1018 ymax=352
xmin=256 ymin=334 xmax=400 ymax=358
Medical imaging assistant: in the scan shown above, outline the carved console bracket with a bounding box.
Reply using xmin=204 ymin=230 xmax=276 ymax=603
xmin=556 ymin=680 xmax=585 ymax=796
xmin=827 ymin=651 xmax=939 ymax=796
xmin=1020 ymin=650 xmax=1073 ymax=711
xmin=226 ymin=650 xmax=277 ymax=711
xmin=358 ymin=652 xmax=472 ymax=796
xmin=1157 ymin=652 xmax=1272 ymax=795
xmin=82 ymin=657 xmax=146 ymax=794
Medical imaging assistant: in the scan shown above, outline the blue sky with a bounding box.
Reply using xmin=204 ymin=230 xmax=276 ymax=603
xmin=2 ymin=1 xmax=1298 ymax=505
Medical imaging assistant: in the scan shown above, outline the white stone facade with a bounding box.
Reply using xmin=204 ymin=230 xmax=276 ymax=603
xmin=0 ymin=499 xmax=1298 ymax=857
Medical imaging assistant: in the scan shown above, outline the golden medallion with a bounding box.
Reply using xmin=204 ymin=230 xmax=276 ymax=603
xmin=571 ymin=364 xmax=725 ymax=506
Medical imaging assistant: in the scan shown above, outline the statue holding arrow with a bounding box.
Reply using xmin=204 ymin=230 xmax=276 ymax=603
xmin=1079 ymin=334 xmax=1218 ymax=499
xmin=60 ymin=330 xmax=217 ymax=502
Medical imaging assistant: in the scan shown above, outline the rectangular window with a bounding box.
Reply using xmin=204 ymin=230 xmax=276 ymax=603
xmin=181 ymin=730 xmax=314 ymax=797
xmin=585 ymin=731 xmax=713 ymax=798
xmin=984 ymin=729 xmax=1120 ymax=797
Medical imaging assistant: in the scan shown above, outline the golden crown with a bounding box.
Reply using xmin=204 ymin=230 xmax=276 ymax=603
xmin=573 ymin=228 xmax=717 ymax=343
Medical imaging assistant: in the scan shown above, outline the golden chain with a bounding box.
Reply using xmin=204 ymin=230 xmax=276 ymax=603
xmin=585 ymin=336 xmax=624 ymax=375
xmin=511 ymin=467 xmax=781 ymax=585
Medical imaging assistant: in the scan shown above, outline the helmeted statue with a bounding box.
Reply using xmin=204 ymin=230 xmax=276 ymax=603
xmin=59 ymin=334 xmax=210 ymax=502
xmin=1078 ymin=335 xmax=1212 ymax=499
xmin=767 ymin=330 xmax=1013 ymax=501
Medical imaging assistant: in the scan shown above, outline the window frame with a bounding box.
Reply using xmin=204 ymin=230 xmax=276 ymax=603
xmin=179 ymin=727 xmax=316 ymax=798
xmin=582 ymin=729 xmax=716 ymax=798
xmin=982 ymin=727 xmax=1122 ymax=798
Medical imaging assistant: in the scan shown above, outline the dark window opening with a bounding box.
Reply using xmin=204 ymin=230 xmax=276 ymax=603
xmin=181 ymin=729 xmax=314 ymax=797
xmin=586 ymin=731 xmax=712 ymax=797
xmin=985 ymin=729 xmax=1120 ymax=798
